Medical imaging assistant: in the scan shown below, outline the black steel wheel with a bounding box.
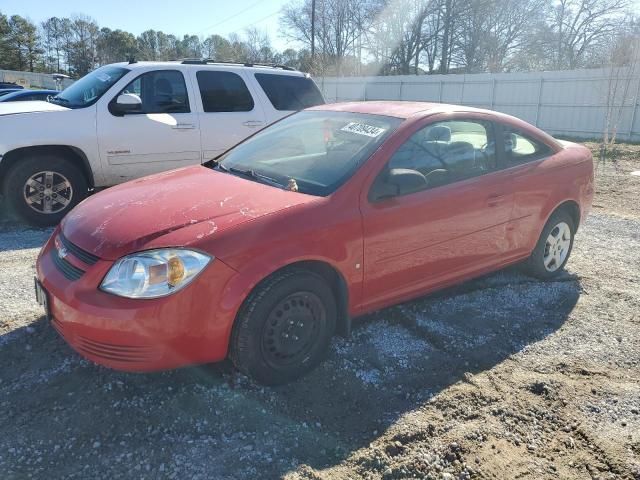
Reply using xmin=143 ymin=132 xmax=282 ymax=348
xmin=230 ymin=269 xmax=336 ymax=385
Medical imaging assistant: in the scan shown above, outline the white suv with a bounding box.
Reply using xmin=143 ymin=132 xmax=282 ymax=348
xmin=0 ymin=60 xmax=325 ymax=225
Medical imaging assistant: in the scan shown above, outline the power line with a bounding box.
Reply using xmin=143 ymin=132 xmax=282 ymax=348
xmin=197 ymin=0 xmax=264 ymax=35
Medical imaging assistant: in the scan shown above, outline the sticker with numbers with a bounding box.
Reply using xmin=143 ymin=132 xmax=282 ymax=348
xmin=340 ymin=122 xmax=386 ymax=138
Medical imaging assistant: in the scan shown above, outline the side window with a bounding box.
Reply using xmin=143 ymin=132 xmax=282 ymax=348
xmin=118 ymin=70 xmax=189 ymax=114
xmin=196 ymin=71 xmax=254 ymax=112
xmin=373 ymin=120 xmax=496 ymax=199
xmin=255 ymin=73 xmax=325 ymax=111
xmin=502 ymin=126 xmax=551 ymax=164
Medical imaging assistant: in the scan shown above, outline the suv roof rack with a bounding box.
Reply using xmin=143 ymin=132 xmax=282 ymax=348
xmin=180 ymin=58 xmax=297 ymax=71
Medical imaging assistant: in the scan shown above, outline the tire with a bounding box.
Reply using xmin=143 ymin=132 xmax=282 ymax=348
xmin=3 ymin=154 xmax=88 ymax=227
xmin=523 ymin=210 xmax=575 ymax=280
xmin=230 ymin=269 xmax=337 ymax=385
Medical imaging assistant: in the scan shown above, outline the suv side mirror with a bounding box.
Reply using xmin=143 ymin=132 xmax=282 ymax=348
xmin=370 ymin=168 xmax=428 ymax=202
xmin=110 ymin=93 xmax=142 ymax=116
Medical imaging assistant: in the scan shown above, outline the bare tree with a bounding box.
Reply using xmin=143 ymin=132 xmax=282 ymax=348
xmin=600 ymin=32 xmax=640 ymax=164
xmin=280 ymin=0 xmax=375 ymax=75
xmin=550 ymin=0 xmax=630 ymax=69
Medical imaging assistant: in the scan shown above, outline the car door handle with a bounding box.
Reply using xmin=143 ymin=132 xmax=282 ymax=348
xmin=242 ymin=120 xmax=264 ymax=128
xmin=172 ymin=123 xmax=196 ymax=130
xmin=487 ymin=194 xmax=506 ymax=207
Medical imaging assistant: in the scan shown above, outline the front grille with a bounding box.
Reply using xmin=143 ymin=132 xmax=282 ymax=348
xmin=75 ymin=336 xmax=159 ymax=363
xmin=51 ymin=250 xmax=85 ymax=280
xmin=59 ymin=233 xmax=99 ymax=265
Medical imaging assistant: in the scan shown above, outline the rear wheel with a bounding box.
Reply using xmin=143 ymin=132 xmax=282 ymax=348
xmin=3 ymin=154 xmax=88 ymax=226
xmin=524 ymin=210 xmax=575 ymax=279
xmin=230 ymin=270 xmax=336 ymax=385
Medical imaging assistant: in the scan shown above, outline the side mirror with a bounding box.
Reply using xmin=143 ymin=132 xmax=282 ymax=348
xmin=370 ymin=168 xmax=427 ymax=202
xmin=109 ymin=93 xmax=142 ymax=116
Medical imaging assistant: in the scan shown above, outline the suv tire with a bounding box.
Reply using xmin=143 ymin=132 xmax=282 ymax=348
xmin=3 ymin=153 xmax=88 ymax=227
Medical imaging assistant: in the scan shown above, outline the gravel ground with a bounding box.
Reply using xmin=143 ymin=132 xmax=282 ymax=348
xmin=0 ymin=144 xmax=639 ymax=479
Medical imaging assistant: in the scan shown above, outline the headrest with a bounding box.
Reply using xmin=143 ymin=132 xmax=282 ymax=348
xmin=504 ymin=133 xmax=517 ymax=152
xmin=427 ymin=125 xmax=451 ymax=142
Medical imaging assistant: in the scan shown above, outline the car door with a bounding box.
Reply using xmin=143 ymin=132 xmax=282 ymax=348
xmin=359 ymin=116 xmax=515 ymax=311
xmin=496 ymin=123 xmax=558 ymax=257
xmin=97 ymin=68 xmax=201 ymax=183
xmin=190 ymin=69 xmax=267 ymax=160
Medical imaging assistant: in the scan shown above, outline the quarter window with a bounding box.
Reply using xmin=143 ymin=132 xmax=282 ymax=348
xmin=119 ymin=70 xmax=190 ymax=114
xmin=196 ymin=71 xmax=254 ymax=112
xmin=255 ymin=73 xmax=324 ymax=111
xmin=377 ymin=120 xmax=496 ymax=197
xmin=502 ymin=127 xmax=551 ymax=164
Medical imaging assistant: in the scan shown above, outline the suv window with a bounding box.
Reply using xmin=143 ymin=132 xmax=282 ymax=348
xmin=375 ymin=120 xmax=496 ymax=197
xmin=119 ymin=70 xmax=189 ymax=114
xmin=254 ymin=73 xmax=324 ymax=111
xmin=502 ymin=126 xmax=551 ymax=164
xmin=196 ymin=71 xmax=254 ymax=112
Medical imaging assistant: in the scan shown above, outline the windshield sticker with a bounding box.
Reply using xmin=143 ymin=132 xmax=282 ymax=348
xmin=340 ymin=122 xmax=386 ymax=138
xmin=96 ymin=73 xmax=112 ymax=83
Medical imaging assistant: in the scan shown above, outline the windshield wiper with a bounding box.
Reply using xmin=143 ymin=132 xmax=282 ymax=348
xmin=230 ymin=166 xmax=287 ymax=189
xmin=214 ymin=162 xmax=287 ymax=189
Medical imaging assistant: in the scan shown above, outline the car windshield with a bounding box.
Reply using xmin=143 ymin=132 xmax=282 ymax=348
xmin=50 ymin=66 xmax=129 ymax=109
xmin=216 ymin=111 xmax=402 ymax=196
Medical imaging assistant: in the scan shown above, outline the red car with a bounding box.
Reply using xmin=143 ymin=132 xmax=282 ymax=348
xmin=35 ymin=102 xmax=594 ymax=384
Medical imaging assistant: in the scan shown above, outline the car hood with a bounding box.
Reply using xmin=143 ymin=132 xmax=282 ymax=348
xmin=62 ymin=166 xmax=316 ymax=260
xmin=0 ymin=100 xmax=69 ymax=116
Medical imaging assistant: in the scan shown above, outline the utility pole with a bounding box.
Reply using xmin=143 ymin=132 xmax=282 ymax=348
xmin=311 ymin=0 xmax=316 ymax=60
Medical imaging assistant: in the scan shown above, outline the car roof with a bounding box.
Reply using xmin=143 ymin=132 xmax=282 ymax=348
xmin=109 ymin=61 xmax=309 ymax=77
xmin=307 ymin=101 xmax=506 ymax=119
xmin=307 ymin=101 xmax=562 ymax=148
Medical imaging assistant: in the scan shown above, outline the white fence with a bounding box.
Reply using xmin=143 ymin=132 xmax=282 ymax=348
xmin=0 ymin=69 xmax=74 ymax=90
xmin=317 ymin=68 xmax=640 ymax=141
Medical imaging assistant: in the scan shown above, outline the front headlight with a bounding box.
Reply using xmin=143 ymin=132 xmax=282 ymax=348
xmin=100 ymin=249 xmax=212 ymax=299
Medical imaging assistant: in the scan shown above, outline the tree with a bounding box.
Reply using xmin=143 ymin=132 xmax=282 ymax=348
xmin=97 ymin=28 xmax=137 ymax=64
xmin=4 ymin=15 xmax=41 ymax=71
xmin=245 ymin=27 xmax=273 ymax=63
xmin=202 ymin=34 xmax=230 ymax=60
xmin=549 ymin=0 xmax=630 ymax=69
xmin=600 ymin=32 xmax=640 ymax=162
xmin=178 ymin=34 xmax=202 ymax=58
xmin=65 ymin=16 xmax=100 ymax=77
xmin=281 ymin=0 xmax=375 ymax=75
xmin=0 ymin=12 xmax=11 ymax=68
xmin=41 ymin=17 xmax=68 ymax=72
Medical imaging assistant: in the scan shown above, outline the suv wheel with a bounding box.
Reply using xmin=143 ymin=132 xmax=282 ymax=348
xmin=230 ymin=269 xmax=337 ymax=385
xmin=3 ymin=154 xmax=88 ymax=227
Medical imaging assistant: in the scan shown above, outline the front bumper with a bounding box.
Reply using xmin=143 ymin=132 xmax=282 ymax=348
xmin=36 ymin=230 xmax=239 ymax=372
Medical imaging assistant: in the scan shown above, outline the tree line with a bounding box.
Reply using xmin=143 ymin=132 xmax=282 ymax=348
xmin=0 ymin=12 xmax=307 ymax=77
xmin=1 ymin=0 xmax=638 ymax=79
xmin=282 ymin=0 xmax=638 ymax=75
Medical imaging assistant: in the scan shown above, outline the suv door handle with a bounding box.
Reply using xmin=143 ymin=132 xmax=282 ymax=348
xmin=243 ymin=120 xmax=264 ymax=128
xmin=172 ymin=123 xmax=196 ymax=130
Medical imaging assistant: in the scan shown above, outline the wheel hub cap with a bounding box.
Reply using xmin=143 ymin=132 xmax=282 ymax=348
xmin=23 ymin=171 xmax=73 ymax=214
xmin=543 ymin=221 xmax=571 ymax=272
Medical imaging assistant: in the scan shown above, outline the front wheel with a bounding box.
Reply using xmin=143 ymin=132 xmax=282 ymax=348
xmin=3 ymin=154 xmax=88 ymax=226
xmin=524 ymin=210 xmax=575 ymax=279
xmin=230 ymin=270 xmax=336 ymax=385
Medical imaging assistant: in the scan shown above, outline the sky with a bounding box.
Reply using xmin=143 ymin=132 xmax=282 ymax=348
xmin=1 ymin=0 xmax=293 ymax=50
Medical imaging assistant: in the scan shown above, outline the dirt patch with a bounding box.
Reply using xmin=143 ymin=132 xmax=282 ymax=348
xmin=583 ymin=142 xmax=640 ymax=219
xmin=0 ymin=144 xmax=639 ymax=479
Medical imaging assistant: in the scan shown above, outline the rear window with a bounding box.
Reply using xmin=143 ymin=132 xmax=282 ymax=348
xmin=255 ymin=73 xmax=324 ymax=111
xmin=196 ymin=71 xmax=254 ymax=112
